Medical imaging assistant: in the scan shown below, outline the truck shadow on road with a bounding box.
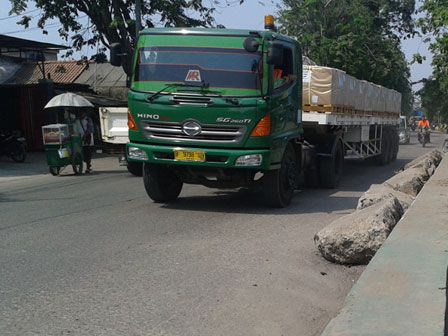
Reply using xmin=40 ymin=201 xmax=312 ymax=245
xmin=159 ymin=158 xmax=413 ymax=215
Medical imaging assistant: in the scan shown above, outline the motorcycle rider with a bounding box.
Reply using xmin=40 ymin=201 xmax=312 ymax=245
xmin=418 ymin=116 xmax=430 ymax=143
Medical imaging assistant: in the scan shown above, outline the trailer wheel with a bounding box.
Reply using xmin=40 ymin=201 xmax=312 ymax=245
xmin=304 ymin=169 xmax=319 ymax=188
xmin=127 ymin=161 xmax=143 ymax=176
xmin=391 ymin=130 xmax=399 ymax=162
xmin=319 ymin=139 xmax=344 ymax=189
xmin=385 ymin=129 xmax=395 ymax=163
xmin=263 ymin=143 xmax=298 ymax=207
xmin=376 ymin=128 xmax=390 ymax=166
xmin=143 ymin=163 xmax=183 ymax=202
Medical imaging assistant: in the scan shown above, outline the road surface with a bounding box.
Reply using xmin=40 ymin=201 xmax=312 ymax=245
xmin=1 ymin=131 xmax=446 ymax=336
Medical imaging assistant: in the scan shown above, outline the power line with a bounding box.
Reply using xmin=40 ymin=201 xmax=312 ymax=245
xmin=3 ymin=22 xmax=62 ymax=34
xmin=0 ymin=8 xmax=40 ymax=21
xmin=2 ymin=15 xmax=87 ymax=35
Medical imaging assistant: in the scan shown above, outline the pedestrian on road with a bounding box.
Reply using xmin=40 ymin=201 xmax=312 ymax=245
xmin=75 ymin=112 xmax=94 ymax=173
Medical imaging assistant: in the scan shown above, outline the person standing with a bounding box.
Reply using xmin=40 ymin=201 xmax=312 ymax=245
xmin=75 ymin=112 xmax=94 ymax=173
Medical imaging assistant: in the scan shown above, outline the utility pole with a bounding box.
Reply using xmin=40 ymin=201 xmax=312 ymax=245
xmin=135 ymin=0 xmax=142 ymax=41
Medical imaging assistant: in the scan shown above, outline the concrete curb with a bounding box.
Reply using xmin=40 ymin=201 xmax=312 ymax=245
xmin=321 ymin=154 xmax=448 ymax=335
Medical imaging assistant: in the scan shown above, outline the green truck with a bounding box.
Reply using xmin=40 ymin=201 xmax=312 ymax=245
xmin=110 ymin=23 xmax=399 ymax=207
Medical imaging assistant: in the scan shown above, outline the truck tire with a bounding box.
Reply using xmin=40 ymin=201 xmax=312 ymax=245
xmin=143 ymin=163 xmax=183 ymax=202
xmin=263 ymin=143 xmax=298 ymax=208
xmin=319 ymin=139 xmax=344 ymax=189
xmin=127 ymin=161 xmax=143 ymax=176
xmin=376 ymin=128 xmax=390 ymax=166
xmin=391 ymin=130 xmax=399 ymax=162
xmin=304 ymin=169 xmax=319 ymax=188
xmin=386 ymin=129 xmax=395 ymax=163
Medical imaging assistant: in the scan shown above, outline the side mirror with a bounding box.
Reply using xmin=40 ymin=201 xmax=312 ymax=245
xmin=110 ymin=43 xmax=122 ymax=67
xmin=243 ymin=37 xmax=260 ymax=53
xmin=267 ymin=42 xmax=283 ymax=65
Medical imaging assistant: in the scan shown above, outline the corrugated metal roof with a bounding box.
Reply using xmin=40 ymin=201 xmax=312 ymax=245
xmin=0 ymin=34 xmax=68 ymax=51
xmin=74 ymin=63 xmax=126 ymax=88
xmin=9 ymin=60 xmax=87 ymax=84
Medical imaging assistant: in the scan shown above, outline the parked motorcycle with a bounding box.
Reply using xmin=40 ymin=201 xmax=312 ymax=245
xmin=418 ymin=128 xmax=430 ymax=148
xmin=0 ymin=130 xmax=27 ymax=162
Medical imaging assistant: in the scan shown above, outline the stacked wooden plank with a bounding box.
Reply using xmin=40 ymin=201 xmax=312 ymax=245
xmin=302 ymin=66 xmax=401 ymax=116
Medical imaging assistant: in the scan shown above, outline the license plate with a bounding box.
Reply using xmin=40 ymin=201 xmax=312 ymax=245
xmin=174 ymin=150 xmax=205 ymax=162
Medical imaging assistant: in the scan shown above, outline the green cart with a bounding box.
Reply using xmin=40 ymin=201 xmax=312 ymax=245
xmin=42 ymin=123 xmax=84 ymax=176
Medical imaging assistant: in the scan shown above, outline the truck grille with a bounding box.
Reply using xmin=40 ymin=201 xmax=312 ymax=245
xmin=141 ymin=121 xmax=246 ymax=144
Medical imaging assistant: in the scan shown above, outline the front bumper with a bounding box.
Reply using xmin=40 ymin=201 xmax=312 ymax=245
xmin=126 ymin=142 xmax=272 ymax=170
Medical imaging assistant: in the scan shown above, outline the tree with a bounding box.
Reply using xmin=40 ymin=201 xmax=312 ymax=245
xmin=417 ymin=0 xmax=448 ymax=120
xmin=417 ymin=77 xmax=448 ymax=122
xmin=8 ymin=0 xmax=237 ymax=77
xmin=277 ymin=0 xmax=416 ymax=115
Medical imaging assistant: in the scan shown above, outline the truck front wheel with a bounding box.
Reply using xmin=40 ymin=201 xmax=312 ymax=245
xmin=263 ymin=143 xmax=298 ymax=208
xmin=143 ymin=163 xmax=183 ymax=202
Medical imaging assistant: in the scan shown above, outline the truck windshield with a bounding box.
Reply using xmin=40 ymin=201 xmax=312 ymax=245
xmin=134 ymin=46 xmax=263 ymax=93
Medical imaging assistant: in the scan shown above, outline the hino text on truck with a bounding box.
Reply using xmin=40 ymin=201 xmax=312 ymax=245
xmin=110 ymin=16 xmax=401 ymax=207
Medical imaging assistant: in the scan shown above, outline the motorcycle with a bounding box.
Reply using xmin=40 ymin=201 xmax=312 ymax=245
xmin=0 ymin=130 xmax=27 ymax=162
xmin=418 ymin=128 xmax=430 ymax=148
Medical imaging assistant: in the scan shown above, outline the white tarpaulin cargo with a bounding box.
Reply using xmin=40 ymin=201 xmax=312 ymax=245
xmin=302 ymin=66 xmax=401 ymax=115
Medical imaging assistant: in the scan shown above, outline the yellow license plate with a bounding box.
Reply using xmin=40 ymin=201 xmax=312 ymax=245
xmin=174 ymin=150 xmax=206 ymax=162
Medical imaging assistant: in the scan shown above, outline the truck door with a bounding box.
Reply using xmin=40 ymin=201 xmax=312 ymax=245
xmin=269 ymin=43 xmax=299 ymax=136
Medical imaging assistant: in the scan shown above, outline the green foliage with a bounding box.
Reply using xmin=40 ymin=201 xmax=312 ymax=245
xmin=417 ymin=0 xmax=448 ymax=120
xmin=417 ymin=77 xmax=448 ymax=122
xmin=277 ymin=0 xmax=416 ymax=115
xmin=8 ymin=0 xmax=220 ymax=76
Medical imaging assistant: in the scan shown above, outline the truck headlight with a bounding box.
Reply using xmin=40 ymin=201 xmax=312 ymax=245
xmin=128 ymin=146 xmax=148 ymax=160
xmin=235 ymin=154 xmax=262 ymax=166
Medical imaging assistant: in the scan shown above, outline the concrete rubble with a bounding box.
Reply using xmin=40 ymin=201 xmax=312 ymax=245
xmin=357 ymin=184 xmax=415 ymax=211
xmin=383 ymin=166 xmax=427 ymax=196
xmin=315 ymin=149 xmax=443 ymax=265
xmin=315 ymin=197 xmax=403 ymax=264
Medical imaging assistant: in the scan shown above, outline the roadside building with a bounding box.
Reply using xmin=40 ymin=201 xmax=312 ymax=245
xmin=0 ymin=34 xmax=127 ymax=150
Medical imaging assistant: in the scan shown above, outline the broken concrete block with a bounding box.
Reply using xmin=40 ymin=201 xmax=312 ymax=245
xmin=357 ymin=184 xmax=415 ymax=211
xmin=403 ymin=149 xmax=442 ymax=173
xmin=314 ymin=197 xmax=404 ymax=265
xmin=384 ymin=167 xmax=427 ymax=196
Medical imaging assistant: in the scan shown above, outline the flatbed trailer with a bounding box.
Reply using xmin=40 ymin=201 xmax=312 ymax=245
xmin=303 ymin=112 xmax=399 ymax=160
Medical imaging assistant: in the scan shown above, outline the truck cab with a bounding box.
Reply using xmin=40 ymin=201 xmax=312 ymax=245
xmin=113 ymin=27 xmax=304 ymax=207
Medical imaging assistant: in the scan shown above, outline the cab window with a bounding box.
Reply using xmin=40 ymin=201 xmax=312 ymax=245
xmin=273 ymin=46 xmax=295 ymax=90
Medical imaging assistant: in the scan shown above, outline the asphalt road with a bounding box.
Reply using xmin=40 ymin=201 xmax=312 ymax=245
xmin=1 ymin=131 xmax=446 ymax=336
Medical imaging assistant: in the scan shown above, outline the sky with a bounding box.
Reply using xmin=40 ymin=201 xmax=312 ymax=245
xmin=0 ymin=0 xmax=434 ymax=89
